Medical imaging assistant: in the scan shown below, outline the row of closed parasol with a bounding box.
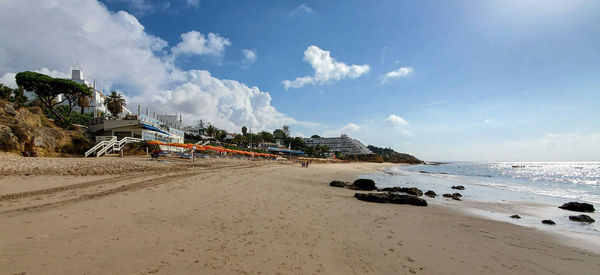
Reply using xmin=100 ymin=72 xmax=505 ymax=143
xmin=148 ymin=140 xmax=280 ymax=158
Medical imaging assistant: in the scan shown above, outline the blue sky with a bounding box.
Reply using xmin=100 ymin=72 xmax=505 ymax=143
xmin=1 ymin=0 xmax=599 ymax=161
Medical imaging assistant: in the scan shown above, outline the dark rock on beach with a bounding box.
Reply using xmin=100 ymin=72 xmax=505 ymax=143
xmin=442 ymin=193 xmax=462 ymax=201
xmin=510 ymin=215 xmax=522 ymax=219
xmin=541 ymin=219 xmax=556 ymax=225
xmin=558 ymin=202 xmax=595 ymax=213
xmin=424 ymin=190 xmax=437 ymax=198
xmin=381 ymin=187 xmax=423 ymax=196
xmin=354 ymin=192 xmax=427 ymax=206
xmin=569 ymin=215 xmax=595 ymax=223
xmin=451 ymin=185 xmax=465 ymax=190
xmin=329 ymin=180 xmax=348 ymax=188
xmin=352 ymin=179 xmax=377 ymax=191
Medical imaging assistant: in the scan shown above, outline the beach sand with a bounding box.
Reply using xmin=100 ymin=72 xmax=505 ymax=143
xmin=1 ymin=154 xmax=599 ymax=274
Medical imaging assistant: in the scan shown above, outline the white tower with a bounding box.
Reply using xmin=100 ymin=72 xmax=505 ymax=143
xmin=71 ymin=64 xmax=84 ymax=84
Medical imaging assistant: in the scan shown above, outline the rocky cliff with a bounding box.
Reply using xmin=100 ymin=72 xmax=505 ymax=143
xmin=0 ymin=100 xmax=93 ymax=156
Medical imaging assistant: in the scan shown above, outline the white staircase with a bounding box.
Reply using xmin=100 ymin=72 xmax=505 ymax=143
xmin=85 ymin=136 xmax=142 ymax=157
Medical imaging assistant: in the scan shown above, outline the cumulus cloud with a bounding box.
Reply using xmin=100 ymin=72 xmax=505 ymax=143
xmin=386 ymin=114 xmax=412 ymax=137
xmin=386 ymin=114 xmax=408 ymax=127
xmin=382 ymin=66 xmax=413 ymax=84
xmin=105 ymin=0 xmax=154 ymax=16
xmin=282 ymin=46 xmax=370 ymax=89
xmin=341 ymin=123 xmax=361 ymax=132
xmin=321 ymin=122 xmax=361 ymax=137
xmin=289 ymin=4 xmax=313 ymax=17
xmin=0 ymin=0 xmax=310 ymax=132
xmin=171 ymin=31 xmax=231 ymax=59
xmin=240 ymin=49 xmax=257 ymax=66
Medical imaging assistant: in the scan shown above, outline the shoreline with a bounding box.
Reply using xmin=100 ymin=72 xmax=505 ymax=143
xmin=1 ymin=156 xmax=599 ymax=274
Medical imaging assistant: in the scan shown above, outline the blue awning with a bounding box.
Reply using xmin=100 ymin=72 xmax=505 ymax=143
xmin=267 ymin=147 xmax=304 ymax=154
xmin=141 ymin=123 xmax=170 ymax=136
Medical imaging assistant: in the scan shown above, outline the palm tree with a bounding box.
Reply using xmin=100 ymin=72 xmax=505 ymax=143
xmin=206 ymin=124 xmax=217 ymax=138
xmin=77 ymin=94 xmax=90 ymax=115
xmin=104 ymin=90 xmax=126 ymax=118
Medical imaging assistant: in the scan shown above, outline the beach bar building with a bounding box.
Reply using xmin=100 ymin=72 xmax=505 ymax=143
xmin=88 ymin=113 xmax=184 ymax=145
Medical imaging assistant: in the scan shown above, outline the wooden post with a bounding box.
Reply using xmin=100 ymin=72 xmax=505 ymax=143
xmin=192 ymin=145 xmax=196 ymax=162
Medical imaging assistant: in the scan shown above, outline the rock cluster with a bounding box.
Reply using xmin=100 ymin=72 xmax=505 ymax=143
xmin=510 ymin=215 xmax=521 ymax=219
xmin=569 ymin=215 xmax=595 ymax=223
xmin=541 ymin=219 xmax=556 ymax=225
xmin=558 ymin=202 xmax=595 ymax=213
xmin=352 ymin=179 xmax=377 ymax=191
xmin=442 ymin=193 xmax=462 ymax=200
xmin=354 ymin=192 xmax=427 ymax=206
xmin=380 ymin=187 xmax=423 ymax=196
xmin=424 ymin=190 xmax=437 ymax=198
xmin=329 ymin=180 xmax=347 ymax=188
xmin=328 ymin=179 xmax=377 ymax=191
xmin=451 ymin=185 xmax=465 ymax=190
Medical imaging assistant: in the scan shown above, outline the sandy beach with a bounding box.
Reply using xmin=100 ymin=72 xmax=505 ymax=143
xmin=1 ymin=154 xmax=599 ymax=274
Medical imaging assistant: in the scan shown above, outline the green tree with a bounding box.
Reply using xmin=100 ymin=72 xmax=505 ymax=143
xmin=206 ymin=124 xmax=217 ymax=138
xmin=290 ymin=137 xmax=306 ymax=150
xmin=273 ymin=129 xmax=286 ymax=139
xmin=104 ymin=90 xmax=127 ymax=118
xmin=259 ymin=131 xmax=274 ymax=143
xmin=216 ymin=130 xmax=227 ymax=142
xmin=15 ymin=71 xmax=90 ymax=123
xmin=310 ymin=135 xmax=321 ymax=139
xmin=12 ymin=87 xmax=27 ymax=107
xmin=53 ymin=78 xmax=92 ymax=121
xmin=16 ymin=71 xmax=64 ymax=121
xmin=0 ymin=83 xmax=12 ymax=100
xmin=77 ymin=94 xmax=90 ymax=115
xmin=0 ymin=84 xmax=27 ymax=107
xmin=241 ymin=126 xmax=248 ymax=136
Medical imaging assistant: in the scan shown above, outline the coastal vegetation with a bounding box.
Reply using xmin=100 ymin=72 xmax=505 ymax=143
xmin=0 ymin=98 xmax=92 ymax=156
xmin=104 ymin=90 xmax=127 ymax=117
xmin=15 ymin=71 xmax=92 ymax=127
xmin=0 ymin=83 xmax=27 ymax=107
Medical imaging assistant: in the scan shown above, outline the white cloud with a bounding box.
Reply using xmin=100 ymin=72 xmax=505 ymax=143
xmin=0 ymin=72 xmax=17 ymax=88
xmin=186 ymin=0 xmax=199 ymax=7
xmin=484 ymin=118 xmax=495 ymax=124
xmin=386 ymin=114 xmax=408 ymax=127
xmin=382 ymin=67 xmax=413 ymax=84
xmin=282 ymin=46 xmax=370 ymax=89
xmin=424 ymin=100 xmax=446 ymax=107
xmin=289 ymin=4 xmax=313 ymax=17
xmin=0 ymin=0 xmax=312 ymax=132
xmin=1 ymin=67 xmax=71 ymax=87
xmin=240 ymin=49 xmax=257 ymax=66
xmin=321 ymin=122 xmax=361 ymax=137
xmin=107 ymin=0 xmax=154 ymax=16
xmin=341 ymin=123 xmax=361 ymax=132
xmin=385 ymin=114 xmax=412 ymax=137
xmin=171 ymin=31 xmax=231 ymax=59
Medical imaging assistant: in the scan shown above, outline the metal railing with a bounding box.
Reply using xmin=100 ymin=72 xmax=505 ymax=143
xmin=84 ymin=136 xmax=142 ymax=157
xmin=85 ymin=136 xmax=116 ymax=157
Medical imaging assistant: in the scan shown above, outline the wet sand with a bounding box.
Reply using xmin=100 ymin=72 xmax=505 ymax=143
xmin=1 ymin=155 xmax=599 ymax=274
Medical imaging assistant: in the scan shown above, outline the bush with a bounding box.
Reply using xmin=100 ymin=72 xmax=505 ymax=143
xmin=43 ymin=105 xmax=92 ymax=129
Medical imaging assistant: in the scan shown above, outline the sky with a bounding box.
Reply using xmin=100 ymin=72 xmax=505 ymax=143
xmin=1 ymin=0 xmax=599 ymax=161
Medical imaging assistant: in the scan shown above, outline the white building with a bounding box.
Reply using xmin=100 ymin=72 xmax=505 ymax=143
xmin=303 ymin=134 xmax=372 ymax=155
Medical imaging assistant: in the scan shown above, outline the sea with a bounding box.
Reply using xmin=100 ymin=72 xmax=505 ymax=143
xmin=362 ymin=162 xmax=600 ymax=245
